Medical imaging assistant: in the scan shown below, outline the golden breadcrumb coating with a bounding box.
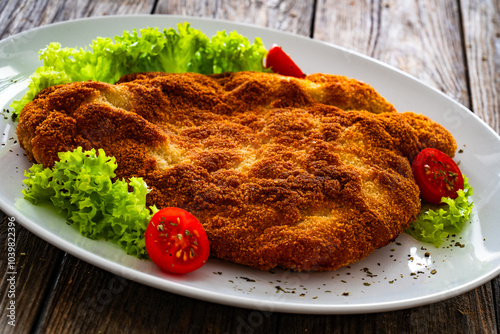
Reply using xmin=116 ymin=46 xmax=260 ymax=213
xmin=17 ymin=71 xmax=457 ymax=271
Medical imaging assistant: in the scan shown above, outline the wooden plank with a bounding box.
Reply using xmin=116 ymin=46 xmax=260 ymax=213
xmin=301 ymin=0 xmax=498 ymax=332
xmin=460 ymin=1 xmax=500 ymax=331
xmin=0 ymin=0 xmax=156 ymax=40
xmin=0 ymin=0 xmax=497 ymax=332
xmin=154 ymin=0 xmax=315 ymax=36
xmin=278 ymin=284 xmax=496 ymax=333
xmin=34 ymin=254 xmax=278 ymax=333
xmin=0 ymin=214 xmax=64 ymax=334
xmin=460 ymin=0 xmax=500 ymax=133
xmin=493 ymin=278 xmax=500 ymax=334
xmin=0 ymin=0 xmax=156 ymax=332
xmin=0 ymin=1 xmax=315 ymax=332
xmin=313 ymin=0 xmax=470 ymax=106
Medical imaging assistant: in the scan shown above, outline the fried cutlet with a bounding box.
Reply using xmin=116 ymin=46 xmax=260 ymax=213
xmin=16 ymin=71 xmax=457 ymax=271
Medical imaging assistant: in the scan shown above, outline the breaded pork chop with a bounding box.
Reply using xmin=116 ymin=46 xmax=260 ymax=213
xmin=17 ymin=71 xmax=457 ymax=271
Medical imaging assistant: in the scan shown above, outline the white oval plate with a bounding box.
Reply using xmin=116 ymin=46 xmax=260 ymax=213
xmin=1 ymin=15 xmax=499 ymax=314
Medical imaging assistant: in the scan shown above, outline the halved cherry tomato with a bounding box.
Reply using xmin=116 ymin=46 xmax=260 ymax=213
xmin=411 ymin=148 xmax=464 ymax=204
xmin=265 ymin=44 xmax=306 ymax=78
xmin=145 ymin=207 xmax=209 ymax=274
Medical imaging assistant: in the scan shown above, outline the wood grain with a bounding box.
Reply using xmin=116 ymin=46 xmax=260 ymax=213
xmin=276 ymin=283 xmax=497 ymax=333
xmin=155 ymin=0 xmax=314 ymax=36
xmin=460 ymin=0 xmax=500 ymax=133
xmin=459 ymin=1 xmax=500 ymax=330
xmin=0 ymin=0 xmax=499 ymax=333
xmin=34 ymin=254 xmax=279 ymax=333
xmin=0 ymin=214 xmax=64 ymax=334
xmin=311 ymin=1 xmax=498 ymax=332
xmin=0 ymin=1 xmax=314 ymax=332
xmin=314 ymin=0 xmax=469 ymax=106
xmin=0 ymin=0 xmax=156 ymax=40
xmin=0 ymin=0 xmax=154 ymax=333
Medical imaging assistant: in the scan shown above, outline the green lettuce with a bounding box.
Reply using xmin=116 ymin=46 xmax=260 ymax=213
xmin=196 ymin=30 xmax=269 ymax=74
xmin=405 ymin=177 xmax=474 ymax=247
xmin=23 ymin=147 xmax=157 ymax=258
xmin=10 ymin=23 xmax=268 ymax=119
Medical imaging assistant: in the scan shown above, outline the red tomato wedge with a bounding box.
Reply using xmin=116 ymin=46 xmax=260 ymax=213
xmin=411 ymin=148 xmax=464 ymax=204
xmin=265 ymin=44 xmax=306 ymax=78
xmin=145 ymin=207 xmax=209 ymax=274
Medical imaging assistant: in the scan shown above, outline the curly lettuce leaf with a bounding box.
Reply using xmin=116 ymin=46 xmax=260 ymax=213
xmin=9 ymin=67 xmax=73 ymax=121
xmin=194 ymin=30 xmax=269 ymax=74
xmin=22 ymin=147 xmax=156 ymax=258
xmin=405 ymin=177 xmax=474 ymax=247
xmin=10 ymin=23 xmax=269 ymax=118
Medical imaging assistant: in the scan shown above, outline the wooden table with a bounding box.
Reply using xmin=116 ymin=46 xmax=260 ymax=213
xmin=1 ymin=1 xmax=499 ymax=332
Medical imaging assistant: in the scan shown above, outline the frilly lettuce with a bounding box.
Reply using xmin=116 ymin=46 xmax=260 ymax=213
xmin=405 ymin=177 xmax=473 ymax=247
xmin=10 ymin=23 xmax=268 ymax=119
xmin=197 ymin=30 xmax=270 ymax=74
xmin=23 ymin=148 xmax=157 ymax=258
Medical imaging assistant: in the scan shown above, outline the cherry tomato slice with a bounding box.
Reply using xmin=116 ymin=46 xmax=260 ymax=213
xmin=411 ymin=148 xmax=464 ymax=204
xmin=145 ymin=207 xmax=209 ymax=274
xmin=265 ymin=44 xmax=306 ymax=78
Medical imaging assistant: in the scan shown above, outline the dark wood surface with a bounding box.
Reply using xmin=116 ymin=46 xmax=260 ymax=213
xmin=1 ymin=0 xmax=499 ymax=333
